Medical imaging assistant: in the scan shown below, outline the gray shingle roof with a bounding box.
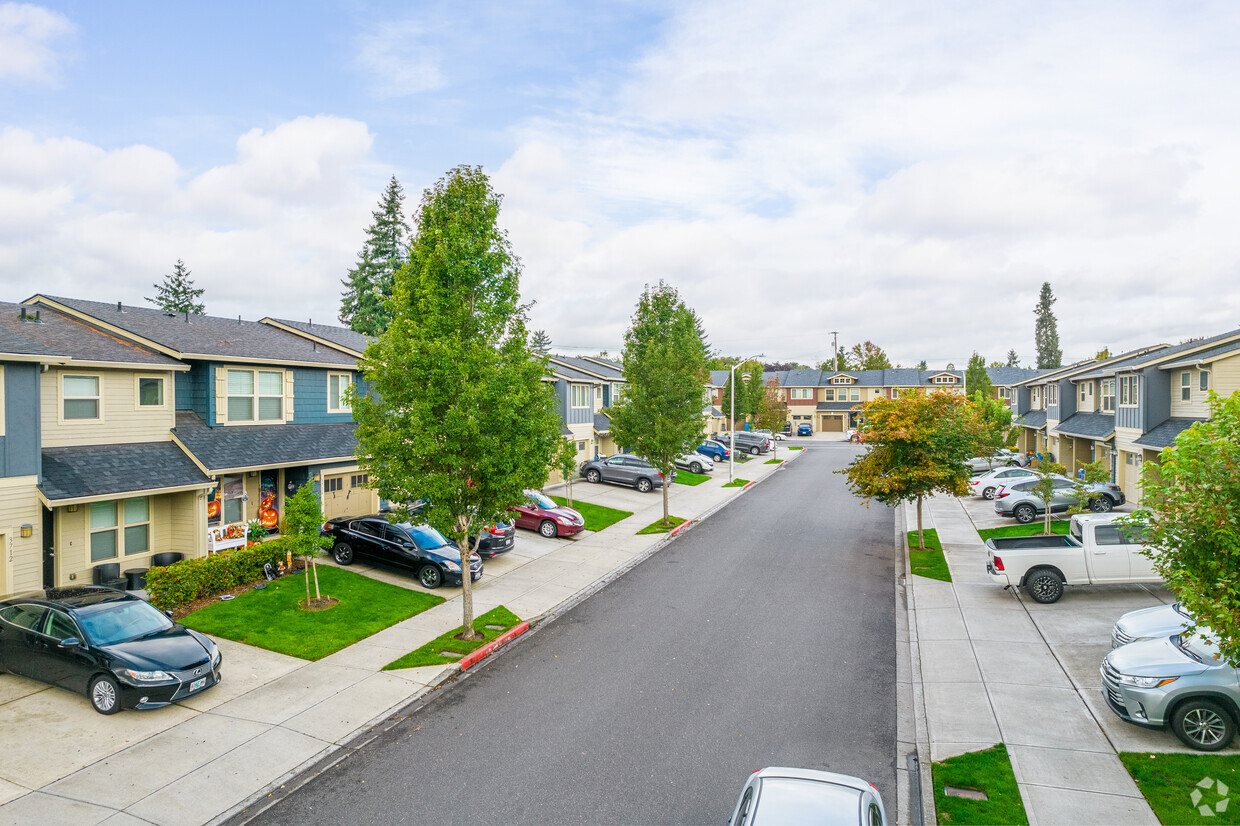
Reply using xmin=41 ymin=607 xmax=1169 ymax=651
xmin=1157 ymin=338 xmax=1240 ymax=370
xmin=986 ymin=367 xmax=1048 ymax=385
xmin=816 ymin=401 xmax=861 ymax=410
xmin=40 ymin=441 xmax=213 ymax=502
xmin=1052 ymin=412 xmax=1116 ymax=440
xmin=0 ymin=302 xmax=182 ymax=366
xmin=549 ymin=361 xmax=604 ymax=383
xmin=594 ymin=412 xmax=611 ymax=432
xmin=173 ymin=410 xmax=357 ymax=472
xmin=1015 ymin=409 xmax=1048 ymax=429
xmin=262 ymin=318 xmax=369 ymax=355
xmin=553 ymin=355 xmax=625 ymax=382
xmin=1133 ymin=417 xmax=1207 ymax=449
xmin=704 ymin=407 xmax=722 ymax=418
xmin=1125 ymin=329 xmax=1240 ymax=370
xmin=35 ymin=296 xmax=357 ymax=366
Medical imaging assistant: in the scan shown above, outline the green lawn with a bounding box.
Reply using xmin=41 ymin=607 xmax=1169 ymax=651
xmin=908 ymin=528 xmax=952 ymax=582
xmin=550 ymin=496 xmax=632 ymax=532
xmin=674 ymin=470 xmax=709 ymax=486
xmin=977 ymin=522 xmax=1070 ymax=540
xmin=722 ymin=478 xmax=750 ymax=488
xmin=181 ymin=566 xmax=444 ymax=660
xmin=1120 ymin=752 xmax=1240 ymax=824
xmin=932 ymin=743 xmax=1029 ymax=825
xmin=637 ymin=515 xmax=688 ymax=534
xmin=384 ymin=606 xmax=522 ymax=670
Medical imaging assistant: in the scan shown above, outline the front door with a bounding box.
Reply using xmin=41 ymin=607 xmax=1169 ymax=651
xmin=42 ymin=507 xmax=55 ymax=588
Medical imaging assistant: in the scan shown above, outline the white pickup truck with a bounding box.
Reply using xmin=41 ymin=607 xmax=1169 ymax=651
xmin=985 ymin=513 xmax=1159 ymax=603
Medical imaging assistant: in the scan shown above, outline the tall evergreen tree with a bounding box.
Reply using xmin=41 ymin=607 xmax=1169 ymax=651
xmin=965 ymin=352 xmax=994 ymax=401
xmin=1033 ymin=282 xmax=1062 ymax=369
xmin=340 ymin=176 xmax=411 ymax=336
xmin=147 ymin=259 xmax=205 ymax=314
xmin=530 ymin=329 xmax=552 ymax=355
xmin=1005 ymin=350 xmax=1020 ymax=367
xmin=917 ymin=360 xmax=928 ymax=370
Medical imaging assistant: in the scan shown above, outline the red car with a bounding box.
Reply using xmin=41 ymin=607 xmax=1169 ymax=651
xmin=510 ymin=490 xmax=585 ymax=538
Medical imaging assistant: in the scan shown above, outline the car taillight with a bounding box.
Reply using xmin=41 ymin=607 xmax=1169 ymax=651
xmin=995 ymin=491 xmax=1009 ymax=498
xmin=657 ymin=471 xmax=664 ymax=477
xmin=993 ymin=555 xmax=1005 ymax=571
xmin=487 ymin=525 xmax=505 ymax=535
xmin=321 ymin=522 xmax=332 ymax=531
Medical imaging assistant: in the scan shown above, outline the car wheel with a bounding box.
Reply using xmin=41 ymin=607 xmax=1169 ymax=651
xmin=636 ymin=477 xmax=653 ymax=493
xmin=1089 ymin=496 xmax=1114 ymax=513
xmin=89 ymin=674 xmax=122 ymax=715
xmin=1171 ymin=698 xmax=1236 ymax=751
xmin=332 ymin=542 xmax=354 ymax=565
xmin=419 ymin=564 xmax=443 ymax=589
xmin=750 ymin=446 xmax=759 ymax=455
xmin=586 ymin=469 xmax=601 ymax=483
xmin=1025 ymin=567 xmax=1064 ymax=604
xmin=690 ymin=461 xmax=703 ymax=474
xmin=982 ymin=486 xmax=996 ymax=500
xmin=1013 ymin=504 xmax=1037 ymax=524
xmin=539 ymin=520 xmax=558 ymax=538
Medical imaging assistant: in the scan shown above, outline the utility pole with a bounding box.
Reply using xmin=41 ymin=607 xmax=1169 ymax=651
xmin=830 ymin=331 xmax=839 ymax=372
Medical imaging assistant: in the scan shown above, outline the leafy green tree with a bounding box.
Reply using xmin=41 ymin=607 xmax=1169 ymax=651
xmin=744 ymin=364 xmax=766 ymax=421
xmin=608 ymin=280 xmax=707 ymax=527
xmin=720 ymin=372 xmax=745 ymax=428
xmin=1006 ymin=350 xmax=1020 ymax=367
xmin=530 ymin=329 xmax=552 ymax=355
xmin=147 ymin=259 xmax=205 ymax=315
xmin=340 ymin=176 xmax=411 ymax=336
xmin=353 ymin=166 xmax=561 ymax=640
xmin=283 ymin=481 xmax=334 ymax=605
xmin=839 ymin=390 xmax=982 ymax=547
xmin=755 ymin=378 xmax=789 ymax=434
xmin=849 ymin=341 xmax=892 ymax=371
xmin=1027 ymin=461 xmax=1069 ymax=535
xmin=555 ymin=437 xmax=578 ymax=506
xmin=1128 ymin=391 xmax=1240 ymax=662
xmin=1094 ymin=347 xmax=1110 ymax=360
xmin=1034 ymin=282 xmax=1062 ymax=369
xmin=917 ymin=360 xmax=928 ymax=370
xmin=971 ymin=391 xmax=1015 ymax=454
xmin=965 ymin=352 xmax=994 ymax=402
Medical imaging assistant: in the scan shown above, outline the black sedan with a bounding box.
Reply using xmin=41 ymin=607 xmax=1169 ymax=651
xmin=466 ymin=521 xmax=516 ymax=558
xmin=322 ymin=515 xmax=483 ymax=589
xmin=0 ymin=587 xmax=222 ymax=715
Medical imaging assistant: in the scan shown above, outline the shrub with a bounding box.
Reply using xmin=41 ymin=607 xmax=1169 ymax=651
xmin=145 ymin=539 xmax=291 ymax=611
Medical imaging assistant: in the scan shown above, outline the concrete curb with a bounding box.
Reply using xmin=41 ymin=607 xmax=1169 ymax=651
xmin=898 ymin=502 xmax=936 ymax=826
xmin=668 ymin=520 xmax=692 ymax=537
xmin=459 ymin=621 xmax=531 ymax=670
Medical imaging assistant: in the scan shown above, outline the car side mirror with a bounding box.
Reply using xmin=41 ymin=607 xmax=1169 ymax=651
xmin=164 ymin=609 xmax=174 ymax=619
xmin=58 ymin=637 xmax=81 ymax=649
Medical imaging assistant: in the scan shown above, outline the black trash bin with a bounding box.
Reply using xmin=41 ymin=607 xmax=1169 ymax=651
xmin=123 ymin=568 xmax=149 ymax=589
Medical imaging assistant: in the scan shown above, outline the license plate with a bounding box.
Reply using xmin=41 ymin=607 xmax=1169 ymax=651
xmin=190 ymin=677 xmax=207 ymax=691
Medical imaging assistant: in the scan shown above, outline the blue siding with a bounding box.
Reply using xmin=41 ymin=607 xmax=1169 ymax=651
xmin=1141 ymin=366 xmax=1170 ymax=432
xmin=175 ymin=362 xmax=211 ymax=418
xmin=293 ymin=368 xmax=356 ymax=424
xmin=1116 ymin=406 xmax=1140 ymax=429
xmin=553 ymin=379 xmax=568 ymax=425
xmin=1 ymin=362 xmax=41 ymax=478
xmin=1047 ymin=403 xmax=1058 ymax=422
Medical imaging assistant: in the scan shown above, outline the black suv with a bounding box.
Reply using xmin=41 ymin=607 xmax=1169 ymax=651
xmin=322 ymin=516 xmax=483 ymax=588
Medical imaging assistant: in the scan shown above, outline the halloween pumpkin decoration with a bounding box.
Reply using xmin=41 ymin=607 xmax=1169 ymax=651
xmin=260 ymin=508 xmax=279 ymax=528
xmin=207 ymin=500 xmax=220 ymax=518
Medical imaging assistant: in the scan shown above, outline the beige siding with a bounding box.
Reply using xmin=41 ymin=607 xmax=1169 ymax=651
xmin=0 ymin=478 xmax=43 ymax=593
xmin=1169 ymin=368 xmax=1211 ymax=418
xmin=1076 ymin=380 xmax=1097 ymax=413
xmin=42 ymin=368 xmax=176 ymax=448
xmin=59 ymin=491 xmax=206 ymax=587
xmin=1214 ymin=353 xmax=1240 ymax=394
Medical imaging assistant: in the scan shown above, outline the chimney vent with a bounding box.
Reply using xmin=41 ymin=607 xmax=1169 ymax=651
xmin=117 ymin=301 xmax=122 ymax=312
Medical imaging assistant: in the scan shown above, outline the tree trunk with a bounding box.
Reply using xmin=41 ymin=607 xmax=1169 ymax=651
xmin=1044 ymin=499 xmax=1052 ymax=535
xmin=662 ymin=473 xmax=670 ymax=526
xmin=456 ymin=524 xmax=482 ymax=642
xmin=312 ymin=557 xmax=321 ymax=600
xmin=304 ymin=556 xmax=310 ymax=603
xmin=566 ymin=475 xmax=573 ymax=507
xmin=916 ymin=495 xmax=925 ymax=549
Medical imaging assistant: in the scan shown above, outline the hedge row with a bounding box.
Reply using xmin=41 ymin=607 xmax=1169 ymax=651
xmin=145 ymin=541 xmax=293 ymax=612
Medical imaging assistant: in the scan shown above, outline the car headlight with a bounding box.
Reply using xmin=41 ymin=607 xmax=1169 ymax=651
xmin=211 ymin=647 xmax=222 ymax=667
xmin=443 ymin=560 xmax=461 ymax=572
xmin=122 ymin=669 xmax=172 ymax=682
xmin=1115 ymin=673 xmax=1178 ymax=688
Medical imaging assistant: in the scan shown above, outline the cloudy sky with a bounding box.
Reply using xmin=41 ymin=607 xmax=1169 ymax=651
xmin=3 ymin=1 xmax=1239 ymax=367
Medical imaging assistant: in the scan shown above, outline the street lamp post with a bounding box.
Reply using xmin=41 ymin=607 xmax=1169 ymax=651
xmin=729 ymin=354 xmax=765 ymax=482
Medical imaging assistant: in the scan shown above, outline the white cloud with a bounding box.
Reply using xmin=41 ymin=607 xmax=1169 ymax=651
xmin=0 ymin=2 xmax=73 ymax=85
xmin=354 ymin=20 xmax=446 ymax=98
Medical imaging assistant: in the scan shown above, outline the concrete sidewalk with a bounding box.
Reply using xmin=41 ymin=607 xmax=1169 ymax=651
xmin=905 ymin=494 xmax=1161 ymax=825
xmin=0 ymin=451 xmax=797 ymax=826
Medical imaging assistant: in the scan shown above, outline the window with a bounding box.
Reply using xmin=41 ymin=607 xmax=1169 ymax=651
xmin=1047 ymin=384 xmax=1058 ymax=405
xmin=63 ymin=374 xmax=101 ymax=420
xmin=1119 ymin=375 xmax=1138 ymax=406
xmin=576 ymin=440 xmax=586 ymax=451
xmin=832 ymin=376 xmax=851 ymax=384
xmin=1201 ymin=371 xmax=1210 ymax=392
xmin=227 ymin=368 xmax=284 ymax=422
xmin=136 ymin=376 xmax=165 ymax=407
xmin=570 ymin=385 xmax=589 ymax=407
xmin=821 ymin=388 xmax=834 ymax=401
xmin=1181 ymin=371 xmax=1191 ymax=401
xmin=998 ymin=387 xmax=1011 ymax=399
xmin=612 ymin=383 xmax=625 ymax=404
xmin=850 ymin=388 xmax=860 ymax=402
xmin=790 ymin=388 xmax=812 ymax=400
xmin=89 ymin=497 xmax=150 ymax=560
xmin=350 ymin=474 xmax=368 ymax=488
xmin=932 ymin=375 xmax=955 ymax=384
xmin=328 ymin=373 xmax=351 ymax=412
xmin=324 ymin=476 xmax=343 ymax=493
xmin=220 ymin=475 xmax=244 ymax=523
xmin=1101 ymin=379 xmax=1115 ymax=412
xmin=891 ymin=388 xmax=900 ymax=399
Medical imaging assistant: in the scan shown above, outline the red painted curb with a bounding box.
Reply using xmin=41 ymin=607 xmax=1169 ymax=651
xmin=743 ymin=481 xmax=755 ymax=489
xmin=668 ymin=520 xmax=693 ymax=537
xmin=459 ymin=621 xmax=530 ymax=671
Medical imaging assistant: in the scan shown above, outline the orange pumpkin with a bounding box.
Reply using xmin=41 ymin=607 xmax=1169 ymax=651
xmin=207 ymin=500 xmax=220 ymax=518
xmin=260 ymin=495 xmax=275 ymax=509
xmin=260 ymin=508 xmax=279 ymax=528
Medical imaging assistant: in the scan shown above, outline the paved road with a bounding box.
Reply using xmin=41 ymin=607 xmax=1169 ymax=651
xmin=251 ymin=445 xmax=896 ymax=825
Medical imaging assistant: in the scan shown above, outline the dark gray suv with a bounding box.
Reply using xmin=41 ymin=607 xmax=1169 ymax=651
xmin=580 ymin=455 xmax=670 ymax=492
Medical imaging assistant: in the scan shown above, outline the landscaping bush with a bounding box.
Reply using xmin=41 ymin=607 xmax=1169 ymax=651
xmin=145 ymin=540 xmax=292 ymax=611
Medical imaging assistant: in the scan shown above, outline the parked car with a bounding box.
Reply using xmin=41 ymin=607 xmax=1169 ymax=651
xmin=985 ymin=513 xmax=1156 ymax=603
xmin=675 ymin=453 xmax=714 ymax=474
xmin=797 ymin=423 xmax=813 ymax=436
xmin=1101 ymin=630 xmax=1238 ymax=750
xmin=0 ymin=586 xmax=222 ymax=715
xmin=466 ymin=521 xmax=515 ymax=558
xmin=714 ymin=431 xmax=770 ymax=455
xmin=695 ymin=440 xmax=730 ymax=462
xmin=728 ymin=767 xmax=887 ymax=826
xmin=993 ymin=476 xmax=1125 ymax=523
xmin=755 ymin=429 xmax=785 ymax=442
xmin=580 ymin=454 xmax=670 ymax=492
xmin=964 ymin=449 xmax=1030 ymax=473
xmin=321 ymin=516 xmax=483 ymax=588
xmin=510 ymin=490 xmax=585 ymax=538
xmin=1112 ymin=602 xmax=1193 ymax=648
xmin=968 ymin=466 xmax=1038 ymax=499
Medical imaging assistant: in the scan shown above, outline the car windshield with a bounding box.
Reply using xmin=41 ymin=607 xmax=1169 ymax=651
xmin=754 ymin=778 xmax=862 ymax=825
xmin=75 ymin=600 xmax=173 ymax=646
xmin=1180 ymin=632 xmax=1224 ymax=664
xmin=529 ymin=493 xmax=558 ymax=510
xmin=406 ymin=524 xmax=450 ymax=548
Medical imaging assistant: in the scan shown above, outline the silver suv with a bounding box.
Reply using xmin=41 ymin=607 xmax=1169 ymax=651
xmin=1101 ymin=631 xmax=1239 ymax=750
xmin=579 ymin=454 xmax=669 ymax=492
xmin=993 ymin=476 xmax=1125 ymax=523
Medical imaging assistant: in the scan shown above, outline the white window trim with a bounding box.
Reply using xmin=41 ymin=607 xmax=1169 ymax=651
xmin=224 ymin=367 xmax=287 ymax=424
xmin=849 ymin=389 xmax=860 ymax=401
xmin=1047 ymin=384 xmax=1058 ymax=405
xmin=1181 ymin=371 xmax=1191 ymax=401
xmin=133 ymin=373 xmax=168 ymax=411
xmin=790 ymin=388 xmax=812 ymax=400
xmin=58 ymin=371 xmax=105 ymax=425
xmin=87 ymin=496 xmax=152 ymax=564
xmin=570 ymin=384 xmax=590 ymax=408
xmin=328 ymin=372 xmax=352 ymax=413
xmin=831 ymin=376 xmax=852 ymax=385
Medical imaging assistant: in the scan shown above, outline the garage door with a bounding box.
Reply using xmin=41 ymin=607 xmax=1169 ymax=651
xmin=821 ymin=414 xmax=844 ymax=432
xmin=322 ymin=471 xmax=379 ymax=521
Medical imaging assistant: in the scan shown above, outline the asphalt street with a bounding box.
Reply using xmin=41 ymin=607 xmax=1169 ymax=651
xmin=251 ymin=445 xmax=896 ymax=825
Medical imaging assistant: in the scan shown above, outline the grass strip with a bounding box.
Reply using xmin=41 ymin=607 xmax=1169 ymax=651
xmin=182 ymin=566 xmax=444 ymax=661
xmin=722 ymin=478 xmax=750 ymax=488
xmin=977 ymin=522 xmax=1069 ymax=540
xmin=383 ymin=606 xmax=522 ymax=670
xmin=765 ymin=458 xmax=782 ymax=464
xmin=636 ymin=515 xmax=688 ymax=535
xmin=674 ymin=470 xmax=709 ymax=486
xmin=1119 ymin=752 xmax=1240 ymax=824
xmin=907 ymin=528 xmax=952 ymax=582
xmin=550 ymin=496 xmax=632 ymax=532
xmin=788 ymin=446 xmax=804 ymax=450
xmin=932 ymin=743 xmax=1029 ymax=825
